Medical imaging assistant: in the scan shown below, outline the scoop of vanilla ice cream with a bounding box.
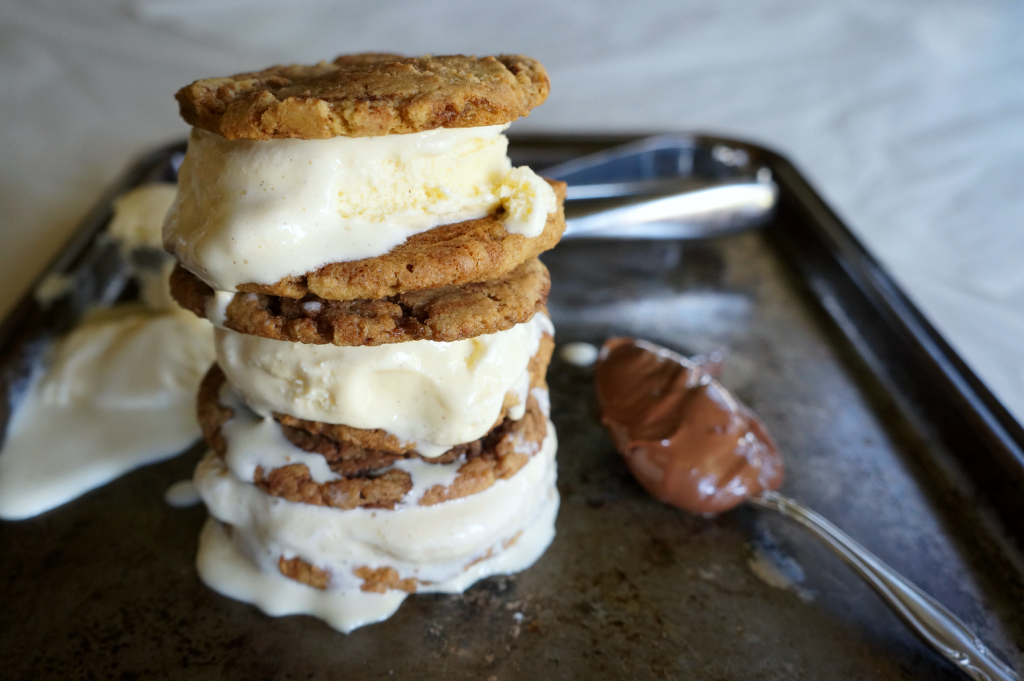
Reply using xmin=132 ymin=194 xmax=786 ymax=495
xmin=39 ymin=309 xmax=213 ymax=410
xmin=215 ymin=314 xmax=553 ymax=457
xmin=165 ymin=126 xmax=555 ymax=291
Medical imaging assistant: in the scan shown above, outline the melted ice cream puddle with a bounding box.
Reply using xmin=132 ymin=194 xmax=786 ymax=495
xmin=0 ymin=308 xmax=214 ymax=519
xmin=0 ymin=184 xmax=215 ymax=520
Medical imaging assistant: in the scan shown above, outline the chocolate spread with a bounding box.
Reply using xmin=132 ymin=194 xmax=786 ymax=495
xmin=594 ymin=337 xmax=783 ymax=514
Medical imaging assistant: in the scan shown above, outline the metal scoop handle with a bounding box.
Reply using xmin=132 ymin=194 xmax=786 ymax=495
xmin=749 ymin=491 xmax=1019 ymax=681
xmin=563 ymin=180 xmax=777 ymax=240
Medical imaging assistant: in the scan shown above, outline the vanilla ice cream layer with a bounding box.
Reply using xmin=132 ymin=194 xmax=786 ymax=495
xmin=165 ymin=126 xmax=556 ymax=291
xmin=195 ymin=466 xmax=558 ymax=633
xmin=215 ymin=313 xmax=553 ymax=457
xmin=194 ymin=421 xmax=558 ymax=611
xmin=0 ymin=308 xmax=214 ymax=519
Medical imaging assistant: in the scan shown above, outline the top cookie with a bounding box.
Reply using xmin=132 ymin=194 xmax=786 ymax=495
xmin=176 ymin=53 xmax=550 ymax=140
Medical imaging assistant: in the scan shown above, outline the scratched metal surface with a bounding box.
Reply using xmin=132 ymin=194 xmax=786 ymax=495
xmin=0 ymin=137 xmax=1022 ymax=680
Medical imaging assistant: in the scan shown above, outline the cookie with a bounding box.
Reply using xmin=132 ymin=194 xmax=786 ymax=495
xmin=278 ymin=556 xmax=331 ymax=590
xmin=284 ymin=535 xmax=523 ymax=592
xmin=281 ymin=561 xmax=423 ymax=593
xmin=231 ymin=180 xmax=565 ymax=301
xmin=263 ymin=394 xmax=546 ymax=511
xmin=197 ymin=364 xmax=548 ymax=512
xmin=176 ymin=54 xmax=549 ymax=141
xmin=171 ymin=257 xmax=550 ymax=347
xmin=256 ymin=464 xmax=414 ymax=512
xmin=351 ymin=566 xmax=419 ymax=594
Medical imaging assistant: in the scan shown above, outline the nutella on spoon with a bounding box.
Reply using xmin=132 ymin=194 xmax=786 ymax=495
xmin=594 ymin=337 xmax=783 ymax=514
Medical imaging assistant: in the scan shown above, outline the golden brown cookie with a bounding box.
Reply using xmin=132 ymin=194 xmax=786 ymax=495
xmin=256 ymin=393 xmax=546 ymax=510
xmin=256 ymin=464 xmax=413 ymax=511
xmin=278 ymin=391 xmax=547 ymax=498
xmin=197 ymin=359 xmax=550 ymax=511
xmin=229 ymin=181 xmax=566 ymax=301
xmin=282 ymin=534 xmax=525 ymax=592
xmin=280 ymin=559 xmax=423 ymax=593
xmin=352 ymin=567 xmax=420 ymax=594
xmin=171 ymin=258 xmax=550 ymax=347
xmin=278 ymin=556 xmax=331 ymax=590
xmin=177 ymin=54 xmax=549 ymax=141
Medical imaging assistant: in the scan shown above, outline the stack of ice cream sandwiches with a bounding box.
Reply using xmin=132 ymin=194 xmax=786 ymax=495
xmin=163 ymin=53 xmax=566 ymax=632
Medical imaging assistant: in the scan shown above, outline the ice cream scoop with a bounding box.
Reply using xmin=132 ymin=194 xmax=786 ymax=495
xmin=595 ymin=337 xmax=1019 ymax=681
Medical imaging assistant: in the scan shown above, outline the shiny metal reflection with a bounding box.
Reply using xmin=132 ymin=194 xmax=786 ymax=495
xmin=545 ymin=135 xmax=779 ymax=240
xmin=563 ymin=181 xmax=778 ymax=240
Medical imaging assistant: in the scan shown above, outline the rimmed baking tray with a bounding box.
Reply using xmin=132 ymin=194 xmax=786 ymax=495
xmin=0 ymin=134 xmax=1021 ymax=680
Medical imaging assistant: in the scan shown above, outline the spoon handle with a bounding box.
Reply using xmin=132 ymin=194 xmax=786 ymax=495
xmin=748 ymin=491 xmax=1020 ymax=681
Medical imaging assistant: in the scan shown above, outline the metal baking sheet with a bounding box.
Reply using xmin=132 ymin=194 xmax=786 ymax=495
xmin=1 ymin=135 xmax=1022 ymax=680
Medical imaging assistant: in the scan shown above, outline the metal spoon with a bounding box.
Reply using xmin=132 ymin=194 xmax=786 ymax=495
xmin=749 ymin=491 xmax=1019 ymax=681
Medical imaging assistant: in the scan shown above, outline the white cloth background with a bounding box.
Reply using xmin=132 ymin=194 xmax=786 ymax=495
xmin=2 ymin=0 xmax=1022 ymax=423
